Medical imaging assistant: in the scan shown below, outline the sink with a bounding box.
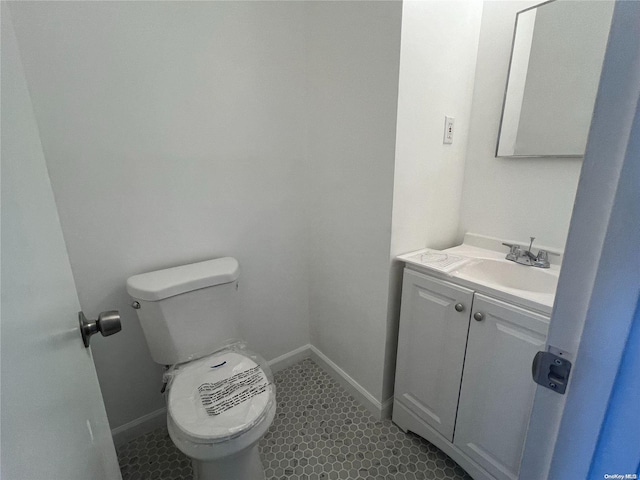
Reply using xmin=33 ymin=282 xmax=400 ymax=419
xmin=454 ymin=259 xmax=558 ymax=295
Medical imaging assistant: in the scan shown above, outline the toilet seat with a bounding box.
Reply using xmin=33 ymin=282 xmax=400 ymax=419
xmin=167 ymin=348 xmax=275 ymax=444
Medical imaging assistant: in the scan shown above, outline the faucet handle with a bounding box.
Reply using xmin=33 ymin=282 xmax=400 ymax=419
xmin=534 ymin=251 xmax=550 ymax=268
xmin=533 ymin=249 xmax=559 ymax=268
xmin=536 ymin=249 xmax=560 ymax=258
xmin=536 ymin=250 xmax=549 ymax=261
xmin=502 ymin=243 xmax=521 ymax=261
xmin=502 ymin=242 xmax=520 ymax=253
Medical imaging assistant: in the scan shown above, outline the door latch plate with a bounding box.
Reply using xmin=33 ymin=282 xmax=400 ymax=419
xmin=532 ymin=350 xmax=572 ymax=394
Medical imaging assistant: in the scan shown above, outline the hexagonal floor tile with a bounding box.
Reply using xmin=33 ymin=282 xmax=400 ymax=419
xmin=117 ymin=358 xmax=471 ymax=480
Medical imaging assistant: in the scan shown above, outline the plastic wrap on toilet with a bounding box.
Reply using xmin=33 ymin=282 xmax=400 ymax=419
xmin=163 ymin=341 xmax=276 ymax=443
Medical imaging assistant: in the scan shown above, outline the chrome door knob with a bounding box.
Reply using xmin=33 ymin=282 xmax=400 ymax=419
xmin=454 ymin=303 xmax=465 ymax=312
xmin=473 ymin=312 xmax=485 ymax=322
xmin=79 ymin=310 xmax=122 ymax=347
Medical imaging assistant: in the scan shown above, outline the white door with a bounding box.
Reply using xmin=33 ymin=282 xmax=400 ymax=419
xmin=393 ymin=269 xmax=474 ymax=441
xmin=1 ymin=9 xmax=122 ymax=480
xmin=454 ymin=294 xmax=549 ymax=480
xmin=519 ymin=3 xmax=640 ymax=478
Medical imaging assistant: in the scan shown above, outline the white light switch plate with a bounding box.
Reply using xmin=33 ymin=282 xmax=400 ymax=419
xmin=443 ymin=116 xmax=455 ymax=144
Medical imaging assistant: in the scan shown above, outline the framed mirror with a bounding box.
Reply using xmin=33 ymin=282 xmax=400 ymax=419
xmin=496 ymin=0 xmax=614 ymax=158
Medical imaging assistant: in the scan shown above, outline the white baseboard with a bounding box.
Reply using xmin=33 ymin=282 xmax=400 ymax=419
xmin=111 ymin=407 xmax=167 ymax=447
xmin=267 ymin=343 xmax=311 ymax=373
xmin=111 ymin=343 xmax=392 ymax=445
xmin=309 ymin=345 xmax=392 ymax=420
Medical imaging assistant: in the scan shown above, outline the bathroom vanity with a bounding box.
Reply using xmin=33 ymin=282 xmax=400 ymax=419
xmin=393 ymin=235 xmax=560 ymax=480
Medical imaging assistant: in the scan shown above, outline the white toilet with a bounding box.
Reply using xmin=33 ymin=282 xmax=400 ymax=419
xmin=126 ymin=257 xmax=276 ymax=480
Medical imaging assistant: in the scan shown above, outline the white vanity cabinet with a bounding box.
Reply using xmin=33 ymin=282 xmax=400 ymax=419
xmin=393 ymin=267 xmax=550 ymax=480
xmin=394 ymin=269 xmax=474 ymax=441
xmin=454 ymin=294 xmax=549 ymax=480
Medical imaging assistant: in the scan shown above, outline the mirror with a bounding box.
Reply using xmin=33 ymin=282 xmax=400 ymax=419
xmin=496 ymin=0 xmax=614 ymax=158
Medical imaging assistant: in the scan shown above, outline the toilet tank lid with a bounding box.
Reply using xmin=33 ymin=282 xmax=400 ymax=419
xmin=126 ymin=257 xmax=239 ymax=302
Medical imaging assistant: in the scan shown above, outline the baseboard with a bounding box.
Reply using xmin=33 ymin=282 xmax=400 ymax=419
xmin=267 ymin=344 xmax=311 ymax=374
xmin=111 ymin=407 xmax=167 ymax=447
xmin=309 ymin=345 xmax=392 ymax=421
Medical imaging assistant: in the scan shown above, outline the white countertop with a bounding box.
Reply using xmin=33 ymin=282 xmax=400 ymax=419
xmin=397 ymin=236 xmax=561 ymax=316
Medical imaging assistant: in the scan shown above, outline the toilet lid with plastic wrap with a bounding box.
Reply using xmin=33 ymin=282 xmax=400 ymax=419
xmin=168 ymin=349 xmax=273 ymax=441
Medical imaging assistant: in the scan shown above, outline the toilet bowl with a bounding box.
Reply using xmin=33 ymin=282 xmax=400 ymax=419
xmin=164 ymin=346 xmax=276 ymax=480
xmin=126 ymin=258 xmax=276 ymax=480
xmin=168 ymin=405 xmax=276 ymax=480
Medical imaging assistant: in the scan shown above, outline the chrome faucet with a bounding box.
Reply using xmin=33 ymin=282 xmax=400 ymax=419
xmin=502 ymin=237 xmax=555 ymax=268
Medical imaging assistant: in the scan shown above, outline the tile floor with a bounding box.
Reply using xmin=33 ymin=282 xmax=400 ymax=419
xmin=117 ymin=358 xmax=471 ymax=480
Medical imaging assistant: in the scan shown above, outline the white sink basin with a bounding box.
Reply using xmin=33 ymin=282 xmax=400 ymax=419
xmin=454 ymin=259 xmax=558 ymax=295
xmin=397 ymin=235 xmax=563 ymax=313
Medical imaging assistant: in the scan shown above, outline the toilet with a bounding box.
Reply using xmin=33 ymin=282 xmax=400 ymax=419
xmin=126 ymin=257 xmax=276 ymax=480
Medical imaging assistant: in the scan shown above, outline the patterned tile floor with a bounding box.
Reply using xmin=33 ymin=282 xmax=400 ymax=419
xmin=117 ymin=358 xmax=471 ymax=480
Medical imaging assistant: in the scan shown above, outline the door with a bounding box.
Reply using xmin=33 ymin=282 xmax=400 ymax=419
xmin=454 ymin=294 xmax=549 ymax=480
xmin=393 ymin=269 xmax=474 ymax=441
xmin=519 ymin=3 xmax=640 ymax=478
xmin=1 ymin=9 xmax=122 ymax=480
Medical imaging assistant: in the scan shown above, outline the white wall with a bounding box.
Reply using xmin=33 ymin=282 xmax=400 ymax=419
xmin=459 ymin=1 xmax=583 ymax=251
xmin=391 ymin=0 xmax=483 ymax=256
xmin=10 ymin=0 xmax=406 ymax=428
xmin=9 ymin=1 xmax=310 ymax=430
xmin=305 ymin=1 xmax=402 ymax=405
xmin=7 ymin=0 xmax=534 ymax=431
xmin=386 ymin=0 xmax=483 ymax=402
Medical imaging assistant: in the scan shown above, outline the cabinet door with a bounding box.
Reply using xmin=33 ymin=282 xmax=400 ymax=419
xmin=454 ymin=294 xmax=549 ymax=480
xmin=394 ymin=269 xmax=474 ymax=441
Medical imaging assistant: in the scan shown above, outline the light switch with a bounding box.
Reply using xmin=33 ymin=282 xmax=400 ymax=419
xmin=443 ymin=116 xmax=455 ymax=144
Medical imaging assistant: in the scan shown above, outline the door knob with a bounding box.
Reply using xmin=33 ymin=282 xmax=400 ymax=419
xmin=473 ymin=312 xmax=485 ymax=322
xmin=79 ymin=310 xmax=122 ymax=347
xmin=454 ymin=303 xmax=465 ymax=312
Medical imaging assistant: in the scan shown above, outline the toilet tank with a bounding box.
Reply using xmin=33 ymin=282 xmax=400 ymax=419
xmin=126 ymin=257 xmax=240 ymax=365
